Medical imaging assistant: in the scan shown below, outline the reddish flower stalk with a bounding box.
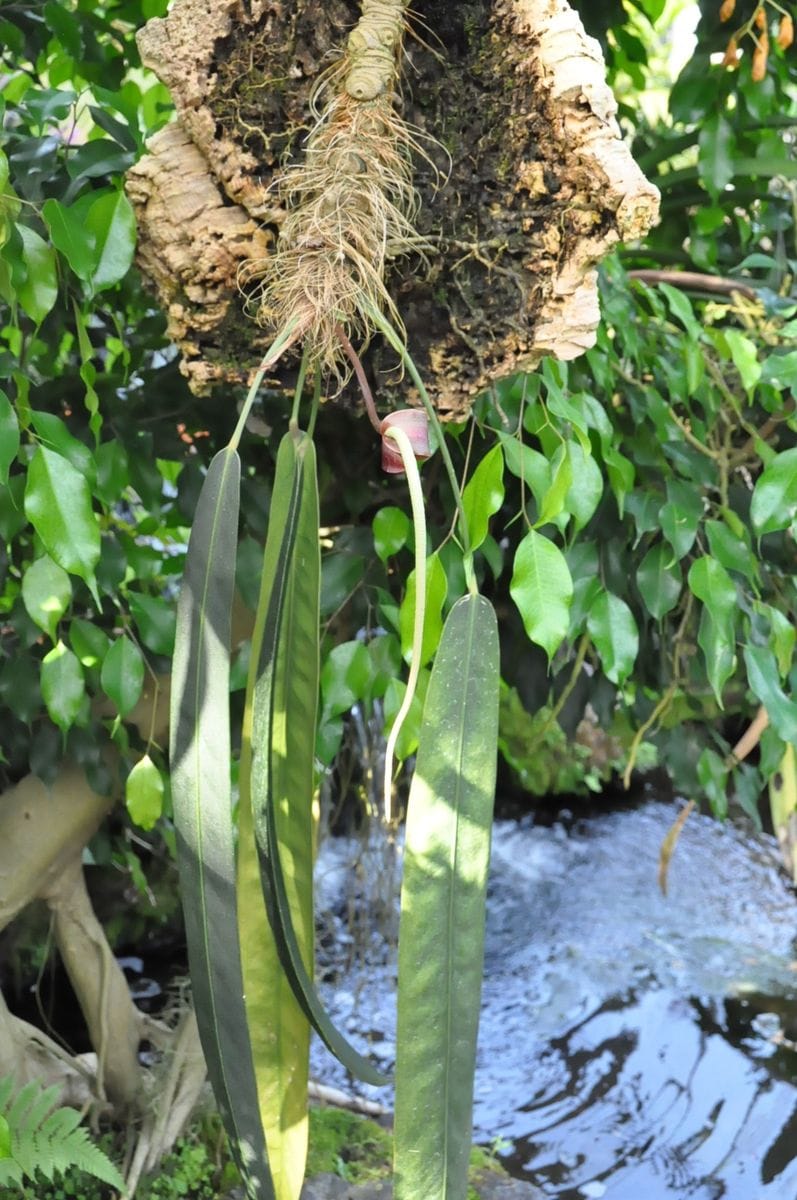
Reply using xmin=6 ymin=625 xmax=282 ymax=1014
xmin=336 ymin=324 xmax=382 ymax=433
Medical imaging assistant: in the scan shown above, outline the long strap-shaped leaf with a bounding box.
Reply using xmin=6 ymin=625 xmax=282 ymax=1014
xmin=237 ymin=428 xmax=318 ymax=1200
xmin=394 ymin=594 xmax=500 ymax=1200
xmin=170 ymin=447 xmax=274 ymax=1200
xmin=241 ymin=428 xmax=388 ymax=1087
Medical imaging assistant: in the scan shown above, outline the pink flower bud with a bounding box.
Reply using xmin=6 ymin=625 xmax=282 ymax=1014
xmin=379 ymin=409 xmax=431 ymax=474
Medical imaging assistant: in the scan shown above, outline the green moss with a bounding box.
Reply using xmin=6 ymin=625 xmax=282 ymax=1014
xmin=307 ymin=1107 xmax=392 ymax=1183
xmin=307 ymin=1106 xmax=509 ymax=1197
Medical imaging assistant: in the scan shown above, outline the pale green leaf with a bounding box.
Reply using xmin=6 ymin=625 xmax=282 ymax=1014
xmin=21 ymin=555 xmax=71 ymax=641
xmin=24 ymin=446 xmax=100 ymax=597
xmin=751 ymin=448 xmax=797 ymax=536
xmin=40 ymin=640 xmax=85 ymax=732
xmin=510 ymin=529 xmax=573 ymax=661
xmin=395 ymin=595 xmax=499 ymax=1200
xmin=125 ymin=753 xmax=164 ymax=830
xmin=399 ymin=552 xmax=448 ymax=667
xmin=85 ymin=189 xmax=136 ymax=290
xmin=462 ymin=444 xmax=505 ymax=552
xmin=587 ymin=591 xmax=639 ymax=685
xmin=101 ymin=635 xmax=145 ymax=717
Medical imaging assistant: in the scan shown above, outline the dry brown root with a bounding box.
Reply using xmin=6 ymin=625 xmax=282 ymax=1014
xmin=248 ymin=0 xmax=423 ymax=380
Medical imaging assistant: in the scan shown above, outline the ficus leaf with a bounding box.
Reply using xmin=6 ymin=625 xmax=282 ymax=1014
xmin=587 ymin=591 xmax=639 ymax=686
xmin=21 ymin=555 xmax=71 ymax=642
xmin=24 ymin=446 xmax=100 ymax=600
xmin=41 ymin=640 xmax=85 ymax=732
xmin=751 ymin=448 xmax=797 ymax=536
xmin=399 ymin=552 xmax=447 ymax=667
xmin=510 ymin=529 xmax=573 ymax=662
xmin=372 ymin=505 xmax=410 ymax=561
xmin=15 ymin=224 xmax=57 ymax=324
xmin=125 ymin=753 xmax=164 ymax=831
xmin=84 ymin=188 xmax=136 ymax=290
xmin=0 ymin=390 xmax=19 ymax=485
xmin=101 ymin=635 xmax=145 ymax=718
xmin=462 ymin=443 xmax=505 ymax=552
xmin=636 ymin=542 xmax=682 ymax=620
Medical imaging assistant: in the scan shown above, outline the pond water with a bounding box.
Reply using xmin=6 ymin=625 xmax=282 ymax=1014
xmin=312 ymin=800 xmax=797 ymax=1200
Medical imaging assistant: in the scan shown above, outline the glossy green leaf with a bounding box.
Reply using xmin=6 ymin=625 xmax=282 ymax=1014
xmin=16 ymin=224 xmax=57 ymax=324
xmin=744 ymin=644 xmax=797 ymax=744
xmin=169 ymin=445 xmax=275 ymax=1200
xmin=688 ymin=555 xmax=736 ymax=622
xmin=698 ymin=112 xmax=735 ymax=196
xmin=24 ymin=446 xmax=100 ymax=598
xmin=242 ymin=430 xmax=386 ymax=1089
xmin=636 ymin=542 xmax=682 ymax=619
xmin=41 ymin=640 xmax=85 ymax=732
xmin=125 ymin=753 xmax=164 ymax=830
xmin=394 ymin=594 xmax=499 ymax=1200
xmin=128 ymin=593 xmax=176 ymax=656
xmin=765 ymin=605 xmax=796 ymax=679
xmin=698 ymin=605 xmax=736 ymax=706
xmin=0 ymin=390 xmax=19 ymax=484
xmin=70 ymin=618 xmax=110 ymax=669
xmin=21 ymin=554 xmax=71 ymax=641
xmin=84 ymin=189 xmax=136 ymax=290
xmin=688 ymin=556 xmax=737 ymax=704
xmin=42 ymin=198 xmax=96 ymax=280
xmin=373 ymin=505 xmax=410 ymax=561
xmin=723 ymin=330 xmax=761 ymax=394
xmin=462 ymin=444 xmax=505 ymax=552
xmin=751 ymin=448 xmax=797 ymax=536
xmin=603 ymin=445 xmax=635 ymax=518
xmin=30 ymin=410 xmax=95 ymax=485
xmin=320 ymin=640 xmax=371 ymax=718
xmin=399 ymin=552 xmax=447 ymax=667
xmin=705 ymin=518 xmax=756 ymax=581
xmin=239 ymin=430 xmax=319 ymax=1200
xmin=101 ymin=635 xmax=144 ymax=717
xmin=510 ymin=529 xmax=573 ymax=662
xmin=697 ymin=747 xmax=728 ymax=821
xmin=587 ymin=591 xmax=638 ymax=685
xmin=535 ymin=443 xmax=572 ymax=527
xmin=564 ymin=442 xmax=603 ymax=533
xmin=660 ymin=480 xmax=702 ymax=560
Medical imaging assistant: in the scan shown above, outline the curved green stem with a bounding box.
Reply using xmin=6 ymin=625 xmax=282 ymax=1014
xmin=229 ymin=321 xmax=301 ymax=451
xmin=307 ymin=372 xmax=321 ymax=440
xmin=383 ymin=425 xmax=427 ymax=824
xmin=363 ymin=301 xmax=477 ymax=594
xmin=290 ymin=345 xmax=311 ymax=428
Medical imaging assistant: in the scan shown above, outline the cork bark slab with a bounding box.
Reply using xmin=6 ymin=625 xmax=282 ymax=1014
xmin=127 ymin=0 xmax=659 ymax=415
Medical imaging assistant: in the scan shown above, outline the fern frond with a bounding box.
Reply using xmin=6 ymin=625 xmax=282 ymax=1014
xmin=0 ymin=1075 xmax=124 ymax=1191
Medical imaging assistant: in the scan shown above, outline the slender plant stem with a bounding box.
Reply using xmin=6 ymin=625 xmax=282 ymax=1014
xmin=362 ymin=301 xmax=477 ymax=593
xmin=229 ymin=321 xmax=301 ymax=451
xmin=290 ymin=345 xmax=311 ymax=428
xmin=336 ymin=325 xmax=382 ymax=432
xmin=307 ymin=372 xmax=321 ymax=440
xmin=382 ymin=425 xmax=427 ymax=824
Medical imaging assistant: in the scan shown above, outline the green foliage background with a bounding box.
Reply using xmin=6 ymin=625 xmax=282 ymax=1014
xmin=1 ymin=0 xmax=797 ymax=863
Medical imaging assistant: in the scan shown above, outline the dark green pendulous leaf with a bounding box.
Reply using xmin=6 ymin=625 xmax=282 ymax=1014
xmin=242 ymin=429 xmax=386 ymax=1089
xmin=394 ymin=594 xmax=500 ymax=1200
xmin=169 ymin=447 xmax=274 ymax=1200
xmin=237 ymin=430 xmax=319 ymax=1200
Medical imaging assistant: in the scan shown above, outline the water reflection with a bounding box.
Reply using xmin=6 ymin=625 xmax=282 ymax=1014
xmin=312 ymin=802 xmax=797 ymax=1198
